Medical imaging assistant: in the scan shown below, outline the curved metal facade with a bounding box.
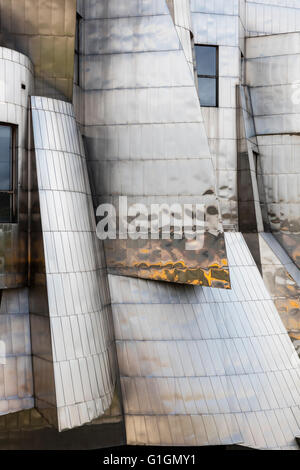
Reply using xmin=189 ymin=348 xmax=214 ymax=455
xmin=0 ymin=48 xmax=34 ymax=418
xmin=167 ymin=0 xmax=194 ymax=74
xmin=0 ymin=47 xmax=34 ymax=289
xmin=0 ymin=0 xmax=76 ymax=101
xmin=110 ymin=232 xmax=300 ymax=449
xmin=80 ymin=0 xmax=229 ymax=288
xmin=0 ymin=0 xmax=300 ymax=451
xmin=246 ymin=33 xmax=300 ymax=268
xmin=247 ymin=0 xmax=300 ymax=36
xmin=191 ymin=0 xmax=244 ymax=230
xmin=30 ymin=96 xmax=117 ymax=430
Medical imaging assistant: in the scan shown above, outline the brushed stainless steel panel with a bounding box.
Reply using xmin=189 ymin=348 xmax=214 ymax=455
xmin=31 ymin=96 xmax=118 ymax=431
xmin=0 ymin=0 xmax=76 ymax=101
xmin=80 ymin=0 xmax=229 ymax=287
xmin=0 ymin=49 xmax=34 ymax=289
xmin=110 ymin=232 xmax=300 ymax=449
xmin=0 ymin=288 xmax=34 ymax=416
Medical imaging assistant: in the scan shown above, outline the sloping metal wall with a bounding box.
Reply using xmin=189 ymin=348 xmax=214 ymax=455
xmin=111 ymin=232 xmax=300 ymax=449
xmin=79 ymin=0 xmax=229 ymax=288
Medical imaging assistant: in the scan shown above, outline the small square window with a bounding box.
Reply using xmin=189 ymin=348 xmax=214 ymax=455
xmin=0 ymin=124 xmax=17 ymax=223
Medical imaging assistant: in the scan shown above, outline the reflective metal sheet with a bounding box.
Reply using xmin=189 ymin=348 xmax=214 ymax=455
xmin=0 ymin=0 xmax=76 ymax=101
xmin=31 ymin=96 xmax=118 ymax=431
xmin=245 ymin=33 xmax=300 ymax=268
xmin=80 ymin=0 xmax=229 ymax=288
xmin=169 ymin=0 xmax=194 ymax=73
xmin=110 ymin=232 xmax=300 ymax=449
xmin=105 ymin=233 xmax=230 ymax=289
xmin=190 ymin=1 xmax=243 ymax=229
xmin=259 ymin=233 xmax=300 ymax=356
xmin=246 ymin=0 xmax=300 ymax=36
xmin=0 ymin=406 xmax=124 ymax=450
xmin=0 ymin=48 xmax=34 ymax=289
xmin=237 ymin=85 xmax=265 ymax=234
xmin=0 ymin=288 xmax=34 ymax=416
xmin=246 ymin=33 xmax=300 ymax=136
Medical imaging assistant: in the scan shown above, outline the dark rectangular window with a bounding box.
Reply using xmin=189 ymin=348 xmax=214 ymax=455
xmin=195 ymin=45 xmax=218 ymax=107
xmin=0 ymin=124 xmax=17 ymax=223
xmin=74 ymin=13 xmax=82 ymax=86
xmin=253 ymin=151 xmax=259 ymax=175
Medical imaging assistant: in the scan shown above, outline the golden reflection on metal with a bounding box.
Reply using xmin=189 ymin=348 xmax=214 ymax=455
xmin=0 ymin=0 xmax=76 ymax=101
xmin=259 ymin=234 xmax=300 ymax=355
xmin=275 ymin=233 xmax=300 ymax=270
xmin=105 ymin=234 xmax=230 ymax=289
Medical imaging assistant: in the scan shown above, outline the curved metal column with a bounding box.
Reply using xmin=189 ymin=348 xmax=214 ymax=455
xmin=110 ymin=232 xmax=300 ymax=449
xmin=0 ymin=47 xmax=34 ymax=289
xmin=0 ymin=47 xmax=34 ymax=417
xmin=30 ymin=97 xmax=117 ymax=431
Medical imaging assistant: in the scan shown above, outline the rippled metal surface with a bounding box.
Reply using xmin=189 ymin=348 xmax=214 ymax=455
xmin=190 ymin=0 xmax=243 ymax=230
xmin=80 ymin=0 xmax=229 ymax=288
xmin=246 ymin=33 xmax=300 ymax=269
xmin=110 ymin=232 xmax=300 ymax=449
xmin=259 ymin=233 xmax=300 ymax=356
xmin=106 ymin=233 xmax=230 ymax=289
xmin=0 ymin=0 xmax=76 ymax=101
xmin=247 ymin=33 xmax=300 ymax=136
xmin=31 ymin=96 xmax=118 ymax=431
